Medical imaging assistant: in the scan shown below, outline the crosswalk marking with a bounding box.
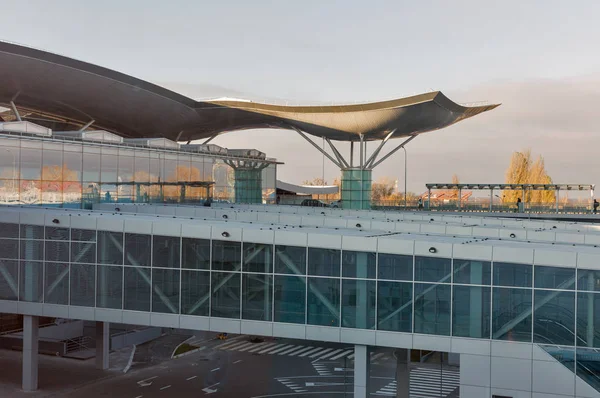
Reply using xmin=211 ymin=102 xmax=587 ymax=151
xmin=220 ymin=341 xmax=252 ymax=351
xmin=330 ymin=349 xmax=354 ymax=360
xmin=286 ymin=346 xmax=314 ymax=356
xmin=310 ymin=348 xmax=333 ymax=358
xmin=216 ymin=340 xmax=363 ymax=361
xmin=248 ymin=342 xmax=277 ymax=353
xmin=298 ymin=347 xmax=325 ymax=357
xmin=278 ymin=346 xmax=306 ymax=355
xmin=374 ymin=367 xmax=459 ymax=398
xmin=238 ymin=342 xmax=267 ymax=352
xmin=318 ymin=348 xmax=344 ymax=360
xmin=265 ymin=344 xmax=296 ymax=354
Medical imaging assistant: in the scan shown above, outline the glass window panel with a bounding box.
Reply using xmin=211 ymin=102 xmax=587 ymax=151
xmin=0 ymin=222 xmax=19 ymax=238
xmin=96 ymin=265 xmax=123 ymax=309
xmin=575 ymin=347 xmax=600 ymax=386
xmin=577 ymin=292 xmax=600 ymax=348
xmin=535 ymin=266 xmax=575 ymax=290
xmin=97 ymin=231 xmax=123 ymax=265
xmin=41 ymin=150 xmax=63 ymax=182
xmin=70 ymin=264 xmax=95 ymax=307
xmin=242 ymin=273 xmax=272 ymax=321
xmin=125 ymin=233 xmax=151 ymax=267
xmin=82 ymin=152 xmax=100 ymax=182
xmin=20 ymin=224 xmax=44 ymax=240
xmin=0 ymin=146 xmax=20 ymax=184
xmin=63 ymin=151 xmax=82 ymax=181
xmin=45 ymin=241 xmax=69 ymax=263
xmin=0 ymin=260 xmax=18 ymax=300
xmin=452 ymin=285 xmax=491 ymax=338
xmin=20 ymin=148 xmax=42 ymax=180
xmin=123 ymin=267 xmax=150 ymax=311
xmin=118 ymin=151 xmax=135 ymax=182
xmin=307 ymin=277 xmax=340 ymax=327
xmin=243 ymin=243 xmax=273 ymax=273
xmin=453 ymin=259 xmax=491 ymax=285
xmin=414 ymin=283 xmax=451 ymax=335
xmin=274 ymin=275 xmax=306 ymax=324
xmin=20 ymin=240 xmax=43 ymax=261
xmin=308 ymin=248 xmax=340 ymax=277
xmin=275 ymin=245 xmax=306 ymax=275
xmin=71 ymin=241 xmax=96 ymax=264
xmin=378 ymin=253 xmax=412 ymax=281
xmin=492 ymin=287 xmax=532 ymax=342
xmin=578 ymin=269 xmax=600 ymax=292
xmin=342 ymin=279 xmax=376 ymax=329
xmin=534 ymin=290 xmax=575 ymax=346
xmin=212 ymin=240 xmax=241 ymax=271
xmin=152 ymin=268 xmax=180 ymax=314
xmin=377 ymin=281 xmax=412 ymax=332
xmin=45 ymin=227 xmax=69 ymax=240
xmin=493 ymin=262 xmax=532 ymax=287
xmin=0 ymin=238 xmax=18 ymax=259
xmin=182 ymin=238 xmax=210 ymax=270
xmin=44 ymin=262 xmax=69 ymax=305
xmin=415 ymin=256 xmax=452 ymax=283
xmin=181 ymin=270 xmax=210 ymax=316
xmin=152 ymin=235 xmax=181 ymax=268
xmin=134 ymin=155 xmax=150 ymax=182
xmin=19 ymin=261 xmax=43 ymax=302
xmin=100 ymin=154 xmax=118 ymax=183
xmin=342 ymin=251 xmax=376 ymax=279
xmin=211 ymin=272 xmax=240 ymax=319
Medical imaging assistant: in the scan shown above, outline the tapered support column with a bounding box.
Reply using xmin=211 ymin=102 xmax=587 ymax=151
xmin=96 ymin=322 xmax=109 ymax=370
xmin=22 ymin=315 xmax=39 ymax=392
xmin=354 ymin=345 xmax=372 ymax=398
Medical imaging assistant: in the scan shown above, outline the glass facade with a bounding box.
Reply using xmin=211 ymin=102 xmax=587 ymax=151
xmin=341 ymin=168 xmax=372 ymax=210
xmin=0 ymin=134 xmax=277 ymax=207
xmin=1 ymin=219 xmax=598 ymax=351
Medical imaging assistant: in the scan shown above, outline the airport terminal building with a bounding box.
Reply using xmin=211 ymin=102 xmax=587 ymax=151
xmin=0 ymin=41 xmax=599 ymax=398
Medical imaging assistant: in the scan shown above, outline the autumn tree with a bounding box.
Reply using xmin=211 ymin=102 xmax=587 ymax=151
xmin=503 ymin=149 xmax=554 ymax=204
xmin=371 ymin=177 xmax=396 ymax=203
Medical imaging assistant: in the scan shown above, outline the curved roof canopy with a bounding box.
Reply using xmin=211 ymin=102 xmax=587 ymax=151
xmin=0 ymin=41 xmax=499 ymax=142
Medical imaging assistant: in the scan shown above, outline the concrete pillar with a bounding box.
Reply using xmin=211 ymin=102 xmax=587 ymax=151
xmin=354 ymin=345 xmax=372 ymax=398
xmin=470 ymin=262 xmax=483 ymax=337
xmin=395 ymin=348 xmax=410 ymax=398
xmin=96 ymin=321 xmax=109 ymax=370
xmin=22 ymin=315 xmax=39 ymax=392
xmin=587 ymin=277 xmax=595 ymax=346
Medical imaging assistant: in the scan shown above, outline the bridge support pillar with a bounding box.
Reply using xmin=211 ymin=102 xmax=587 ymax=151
xmin=225 ymin=160 xmax=269 ymax=204
xmin=96 ymin=321 xmax=109 ymax=370
xmin=354 ymin=344 xmax=372 ymax=398
xmin=22 ymin=315 xmax=39 ymax=392
xmin=395 ymin=348 xmax=411 ymax=397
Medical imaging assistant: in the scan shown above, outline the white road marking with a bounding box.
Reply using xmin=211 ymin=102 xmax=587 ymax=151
xmin=334 ymin=367 xmax=352 ymax=371
xmin=233 ymin=359 xmax=243 ymax=364
xmin=186 ymin=376 xmax=197 ymax=380
xmin=135 ymin=395 xmax=143 ymax=398
xmin=248 ymin=342 xmax=277 ymax=353
xmin=348 ymin=354 xmax=355 ymax=359
xmin=257 ymin=344 xmax=284 ymax=354
xmin=159 ymin=385 xmax=171 ymax=390
xmin=297 ymin=347 xmax=324 ymax=357
xmin=263 ymin=344 xmax=294 ymax=354
xmin=371 ymin=352 xmax=386 ymax=361
xmin=286 ymin=346 xmax=314 ymax=356
xmin=319 ymin=348 xmax=344 ymax=360
xmin=238 ymin=342 xmax=266 ymax=352
xmin=211 ymin=367 xmax=220 ymax=372
xmin=309 ymin=347 xmax=333 ymax=358
xmin=330 ymin=349 xmax=353 ymax=360
xmin=137 ymin=376 xmax=158 ymax=384
xmin=227 ymin=342 xmax=255 ymax=351
xmin=278 ymin=345 xmax=304 ymax=355
xmin=214 ymin=335 xmax=245 ymax=348
xmin=202 ymin=382 xmax=220 ymax=394
xmin=219 ymin=340 xmax=251 ymax=350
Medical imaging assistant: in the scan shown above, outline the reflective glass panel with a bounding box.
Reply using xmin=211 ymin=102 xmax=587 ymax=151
xmin=414 ymin=256 xmax=452 ymax=283
xmin=97 ymin=231 xmax=123 ymax=265
xmin=342 ymin=251 xmax=376 ymax=279
xmin=181 ymin=270 xmax=210 ymax=316
xmin=71 ymin=229 xmax=95 ymax=242
xmin=82 ymin=152 xmax=100 ymax=181
xmin=308 ymin=248 xmax=340 ymax=277
xmin=414 ymin=283 xmax=451 ymax=335
xmin=45 ymin=241 xmax=69 ymax=263
xmin=0 ymin=222 xmax=19 ymax=239
xmin=19 ymin=261 xmax=43 ymax=302
xmin=96 ymin=265 xmax=123 ymax=309
xmin=342 ymin=279 xmax=376 ymax=329
xmin=575 ymin=347 xmax=600 ymax=389
xmin=242 ymin=274 xmax=272 ymax=321
xmin=307 ymin=277 xmax=340 ymax=327
xmin=44 ymin=262 xmax=69 ymax=305
xmin=493 ymin=262 xmax=532 ymax=288
xmin=182 ymin=238 xmax=210 ymax=270
xmin=0 ymin=238 xmax=18 ymax=259
xmin=123 ymin=267 xmax=150 ymax=311
xmin=71 ymin=241 xmax=96 ymax=264
xmin=274 ymin=275 xmax=305 ymax=324
xmin=534 ymin=265 xmax=575 ymax=290
xmin=452 ymin=285 xmax=491 ymax=338
xmin=577 ymin=269 xmax=600 ymax=292
xmin=377 ymin=281 xmax=412 ymax=332
xmin=243 ymin=243 xmax=273 ymax=273
xmin=20 ymin=240 xmax=43 ymax=261
xmin=492 ymin=287 xmax=532 ymax=342
xmin=124 ymin=233 xmax=151 ymax=267
xmin=453 ymin=259 xmax=491 ymax=285
xmin=70 ymin=264 xmax=95 ymax=307
xmin=63 ymin=151 xmax=82 ymax=181
xmin=20 ymin=224 xmax=44 ymax=240
xmin=45 ymin=227 xmax=69 ymax=240
xmin=533 ymin=290 xmax=575 ymax=345
xmin=0 ymin=259 xmax=18 ymax=300
xmin=212 ymin=240 xmax=241 ymax=271
xmin=378 ymin=253 xmax=412 ymax=281
xmin=211 ymin=272 xmax=240 ymax=319
xmin=152 ymin=235 xmax=180 ymax=268
xmin=275 ymin=245 xmax=306 ymax=275
xmin=152 ymin=268 xmax=180 ymax=314
xmin=577 ymin=292 xmax=600 ymax=348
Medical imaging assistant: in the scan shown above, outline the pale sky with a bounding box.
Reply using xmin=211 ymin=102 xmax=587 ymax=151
xmin=2 ymin=0 xmax=600 ymax=194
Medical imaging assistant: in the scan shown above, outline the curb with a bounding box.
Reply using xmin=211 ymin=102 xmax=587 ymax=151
xmin=123 ymin=344 xmax=136 ymax=373
xmin=171 ymin=335 xmax=196 ymax=359
xmin=172 ymin=346 xmax=205 ymax=359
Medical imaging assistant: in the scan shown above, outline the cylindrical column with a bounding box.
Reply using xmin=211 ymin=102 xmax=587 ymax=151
xmin=233 ymin=168 xmax=263 ymax=204
xmin=354 ymin=345 xmax=371 ymax=398
xmin=341 ymin=168 xmax=372 ymax=209
xmin=22 ymin=315 xmax=39 ymax=391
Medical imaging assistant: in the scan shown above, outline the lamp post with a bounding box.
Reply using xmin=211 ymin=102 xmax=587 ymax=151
xmin=402 ymin=146 xmax=407 ymax=209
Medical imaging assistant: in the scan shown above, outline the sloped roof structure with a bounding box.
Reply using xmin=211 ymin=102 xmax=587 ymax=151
xmin=0 ymin=41 xmax=499 ymax=142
